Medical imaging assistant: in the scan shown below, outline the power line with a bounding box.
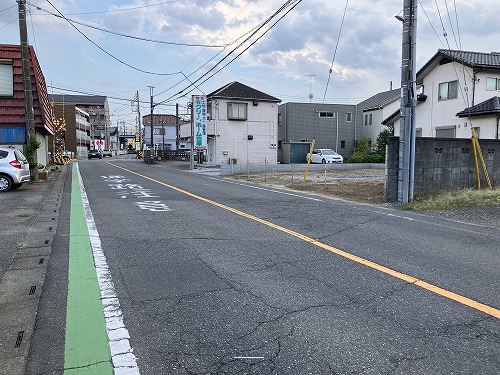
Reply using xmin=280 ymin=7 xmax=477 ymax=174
xmin=38 ymin=0 xmax=187 ymax=16
xmin=444 ymin=0 xmax=459 ymax=49
xmin=418 ymin=1 xmax=445 ymax=47
xmin=452 ymin=0 xmax=462 ymax=49
xmin=153 ymin=0 xmax=255 ymax=97
xmin=44 ymin=0 xmax=182 ymax=76
xmin=30 ymin=4 xmax=227 ymax=48
xmin=322 ymin=0 xmax=349 ymax=103
xmin=156 ymin=0 xmax=302 ymax=106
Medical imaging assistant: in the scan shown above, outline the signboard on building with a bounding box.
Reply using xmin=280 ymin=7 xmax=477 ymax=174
xmin=192 ymin=95 xmax=207 ymax=150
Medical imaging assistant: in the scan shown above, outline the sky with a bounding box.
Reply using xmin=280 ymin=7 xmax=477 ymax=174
xmin=1 ymin=0 xmax=499 ymax=131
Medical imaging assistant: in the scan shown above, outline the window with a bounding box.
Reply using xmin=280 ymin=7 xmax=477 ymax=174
xmin=486 ymin=77 xmax=500 ymax=91
xmin=346 ymin=112 xmax=352 ymax=122
xmin=438 ymin=80 xmax=458 ymax=101
xmin=340 ymin=140 xmax=345 ymax=148
xmin=369 ymin=113 xmax=372 ymax=125
xmin=364 ymin=114 xmax=368 ymax=126
xmin=227 ymin=102 xmax=247 ymax=120
xmin=0 ymin=60 xmax=13 ymax=96
xmin=319 ymin=111 xmax=334 ymax=118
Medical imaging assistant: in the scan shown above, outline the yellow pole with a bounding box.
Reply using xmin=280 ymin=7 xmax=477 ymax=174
xmin=471 ymin=129 xmax=480 ymax=190
xmin=302 ymin=138 xmax=316 ymax=186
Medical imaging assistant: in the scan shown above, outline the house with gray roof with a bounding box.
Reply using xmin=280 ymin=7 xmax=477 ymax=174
xmin=387 ymin=49 xmax=500 ymax=139
xmin=358 ymin=88 xmax=400 ymax=148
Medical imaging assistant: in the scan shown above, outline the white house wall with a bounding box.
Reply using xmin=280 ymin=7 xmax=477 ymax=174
xmin=416 ymin=62 xmax=500 ymax=139
xmin=362 ymin=100 xmax=399 ymax=144
xmin=210 ymin=99 xmax=278 ymax=165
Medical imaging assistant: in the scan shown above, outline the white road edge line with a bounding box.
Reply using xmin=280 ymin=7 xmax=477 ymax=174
xmin=77 ymin=163 xmax=140 ymax=375
xmin=205 ymin=176 xmax=324 ymax=201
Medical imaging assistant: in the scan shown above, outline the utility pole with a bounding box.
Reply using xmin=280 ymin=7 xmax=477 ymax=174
xmin=135 ymin=90 xmax=142 ymax=153
xmin=17 ymin=0 xmax=37 ymax=179
xmin=398 ymin=0 xmax=417 ymax=203
xmin=148 ymin=86 xmax=154 ymax=163
xmin=175 ymin=103 xmax=179 ymax=158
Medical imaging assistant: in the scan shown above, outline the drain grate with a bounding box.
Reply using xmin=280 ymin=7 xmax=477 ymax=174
xmin=29 ymin=285 xmax=37 ymax=295
xmin=14 ymin=331 xmax=24 ymax=348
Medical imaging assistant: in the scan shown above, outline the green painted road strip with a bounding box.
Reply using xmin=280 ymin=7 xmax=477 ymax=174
xmin=64 ymin=163 xmax=112 ymax=374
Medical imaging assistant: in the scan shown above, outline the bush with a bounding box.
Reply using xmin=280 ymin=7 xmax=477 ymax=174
xmin=347 ymin=152 xmax=384 ymax=163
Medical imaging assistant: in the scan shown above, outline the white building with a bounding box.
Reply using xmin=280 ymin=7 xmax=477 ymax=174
xmin=358 ymin=88 xmax=400 ymax=148
xmin=388 ymin=49 xmax=500 ymax=139
xmin=181 ymin=81 xmax=281 ymax=166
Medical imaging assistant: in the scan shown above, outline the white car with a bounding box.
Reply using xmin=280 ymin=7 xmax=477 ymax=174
xmin=307 ymin=149 xmax=343 ymax=164
xmin=0 ymin=146 xmax=31 ymax=192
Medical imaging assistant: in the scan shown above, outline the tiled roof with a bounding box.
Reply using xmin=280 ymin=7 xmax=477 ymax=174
xmin=440 ymin=49 xmax=500 ymax=67
xmin=456 ymin=96 xmax=500 ymax=117
xmin=359 ymin=88 xmax=400 ymax=111
xmin=417 ymin=49 xmax=500 ymax=81
xmin=0 ymin=44 xmax=53 ymax=134
xmin=207 ymin=81 xmax=280 ymax=102
xmin=50 ymin=94 xmax=108 ymax=106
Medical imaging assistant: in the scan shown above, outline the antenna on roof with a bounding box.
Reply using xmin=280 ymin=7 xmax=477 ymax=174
xmin=304 ymin=74 xmax=316 ymax=103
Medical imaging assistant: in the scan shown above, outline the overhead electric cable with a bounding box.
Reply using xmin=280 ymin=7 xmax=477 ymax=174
xmin=36 ymin=0 xmax=186 ymax=16
xmin=418 ymin=0 xmax=445 ymax=47
xmin=45 ymin=0 xmax=182 ymax=76
xmin=322 ymin=0 xmax=349 ymax=103
xmin=0 ymin=5 xmax=16 ymax=13
xmin=153 ymin=0 xmax=255 ymax=97
xmin=30 ymin=4 xmax=226 ymax=48
xmin=0 ymin=19 xmax=16 ymax=31
xmin=156 ymin=0 xmax=302 ymax=106
xmin=444 ymin=0 xmax=459 ymax=49
xmin=452 ymin=0 xmax=462 ymax=49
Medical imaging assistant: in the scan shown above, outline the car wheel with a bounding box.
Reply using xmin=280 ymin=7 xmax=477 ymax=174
xmin=0 ymin=175 xmax=13 ymax=192
xmin=321 ymin=159 xmax=326 ymax=164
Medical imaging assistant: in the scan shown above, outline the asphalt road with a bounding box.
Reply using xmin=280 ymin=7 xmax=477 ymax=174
xmin=27 ymin=157 xmax=500 ymax=374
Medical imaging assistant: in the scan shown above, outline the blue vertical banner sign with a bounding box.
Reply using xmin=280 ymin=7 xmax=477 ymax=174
xmin=193 ymin=95 xmax=207 ymax=150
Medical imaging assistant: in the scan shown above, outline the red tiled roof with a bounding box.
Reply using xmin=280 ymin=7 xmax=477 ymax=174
xmin=0 ymin=44 xmax=54 ymax=135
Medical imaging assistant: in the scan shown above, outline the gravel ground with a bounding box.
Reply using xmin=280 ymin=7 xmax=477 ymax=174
xmin=226 ymin=168 xmax=500 ymax=231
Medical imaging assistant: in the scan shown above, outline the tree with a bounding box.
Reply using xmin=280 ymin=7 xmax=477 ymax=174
xmin=374 ymin=128 xmax=393 ymax=157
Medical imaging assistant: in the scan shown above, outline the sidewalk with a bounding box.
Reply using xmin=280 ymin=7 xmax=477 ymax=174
xmin=0 ymin=165 xmax=67 ymax=375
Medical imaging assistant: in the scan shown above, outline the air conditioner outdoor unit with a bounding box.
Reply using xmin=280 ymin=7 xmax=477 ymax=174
xmin=229 ymin=158 xmax=237 ymax=165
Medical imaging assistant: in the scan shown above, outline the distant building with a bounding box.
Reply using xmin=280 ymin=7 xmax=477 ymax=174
xmin=51 ymin=95 xmax=110 ymax=149
xmin=0 ymin=44 xmax=53 ymax=165
xmin=143 ymin=114 xmax=190 ymax=151
xmin=277 ymin=102 xmax=362 ymax=163
xmin=51 ymin=104 xmax=91 ymax=158
xmin=358 ymin=88 xmax=400 ymax=149
xmin=180 ymin=81 xmax=281 ymax=166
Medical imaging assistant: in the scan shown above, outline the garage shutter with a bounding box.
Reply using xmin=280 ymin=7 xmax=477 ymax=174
xmin=435 ymin=126 xmax=456 ymax=138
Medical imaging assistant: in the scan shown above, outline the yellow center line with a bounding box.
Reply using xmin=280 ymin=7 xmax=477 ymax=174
xmin=108 ymin=162 xmax=500 ymax=320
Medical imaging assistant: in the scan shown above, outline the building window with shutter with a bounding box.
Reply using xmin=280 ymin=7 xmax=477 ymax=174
xmin=0 ymin=60 xmax=13 ymax=96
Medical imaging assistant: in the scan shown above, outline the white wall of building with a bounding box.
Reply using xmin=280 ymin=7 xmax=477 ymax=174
xmin=209 ymin=99 xmax=278 ymax=166
xmin=362 ymin=100 xmax=399 ymax=145
xmin=394 ymin=62 xmax=500 ymax=139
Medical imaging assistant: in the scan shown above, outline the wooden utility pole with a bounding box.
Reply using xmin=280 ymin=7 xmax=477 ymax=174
xmin=17 ymin=0 xmax=37 ymax=178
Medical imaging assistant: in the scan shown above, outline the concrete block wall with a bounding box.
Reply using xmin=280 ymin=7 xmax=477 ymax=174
xmin=386 ymin=137 xmax=500 ymax=202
